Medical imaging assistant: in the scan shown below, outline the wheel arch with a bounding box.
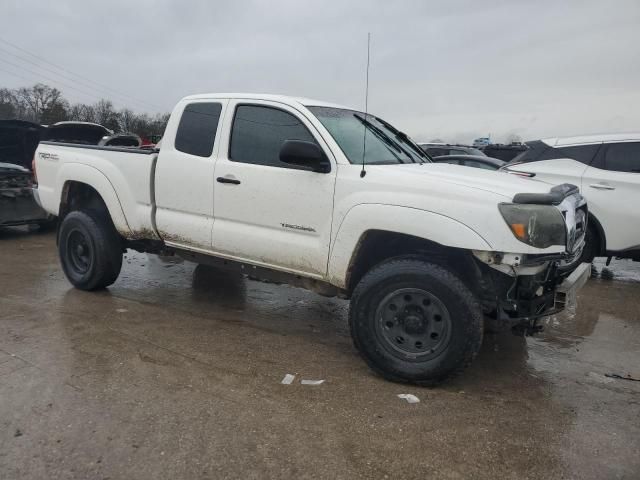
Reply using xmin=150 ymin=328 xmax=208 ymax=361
xmin=56 ymin=164 xmax=131 ymax=236
xmin=327 ymin=204 xmax=492 ymax=291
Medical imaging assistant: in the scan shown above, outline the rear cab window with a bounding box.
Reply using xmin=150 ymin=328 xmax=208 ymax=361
xmin=174 ymin=102 xmax=223 ymax=157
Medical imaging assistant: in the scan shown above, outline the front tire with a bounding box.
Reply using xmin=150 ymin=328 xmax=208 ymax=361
xmin=349 ymin=258 xmax=483 ymax=386
xmin=58 ymin=210 xmax=123 ymax=290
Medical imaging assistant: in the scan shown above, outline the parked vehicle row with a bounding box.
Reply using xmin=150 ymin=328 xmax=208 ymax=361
xmin=34 ymin=93 xmax=591 ymax=386
xmin=0 ymin=162 xmax=54 ymax=228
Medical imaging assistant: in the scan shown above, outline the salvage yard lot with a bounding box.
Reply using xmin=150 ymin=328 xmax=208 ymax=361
xmin=1 ymin=228 xmax=639 ymax=479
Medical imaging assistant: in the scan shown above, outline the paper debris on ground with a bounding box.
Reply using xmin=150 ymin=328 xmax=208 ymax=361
xmin=281 ymin=374 xmax=295 ymax=385
xmin=301 ymin=379 xmax=325 ymax=385
xmin=397 ymin=394 xmax=420 ymax=404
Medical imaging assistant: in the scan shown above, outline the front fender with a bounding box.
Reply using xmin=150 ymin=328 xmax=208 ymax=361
xmin=56 ymin=163 xmax=131 ymax=234
xmin=327 ymin=204 xmax=492 ymax=288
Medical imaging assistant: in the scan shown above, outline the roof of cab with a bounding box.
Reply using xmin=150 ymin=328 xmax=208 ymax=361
xmin=181 ymin=93 xmax=354 ymax=110
xmin=541 ymin=133 xmax=640 ymax=147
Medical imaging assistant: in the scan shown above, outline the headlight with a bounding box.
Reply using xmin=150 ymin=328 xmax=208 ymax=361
xmin=498 ymin=203 xmax=566 ymax=248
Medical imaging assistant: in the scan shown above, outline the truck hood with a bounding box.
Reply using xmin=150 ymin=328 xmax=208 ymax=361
xmin=385 ymin=163 xmax=553 ymax=200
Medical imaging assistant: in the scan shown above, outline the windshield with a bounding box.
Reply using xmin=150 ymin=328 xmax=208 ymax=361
xmin=308 ymin=106 xmax=430 ymax=165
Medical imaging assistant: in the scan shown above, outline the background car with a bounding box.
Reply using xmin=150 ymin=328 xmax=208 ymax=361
xmin=0 ymin=162 xmax=54 ymax=229
xmin=504 ymin=133 xmax=640 ymax=263
xmin=419 ymin=143 xmax=486 ymax=157
xmin=482 ymin=143 xmax=527 ymax=162
xmin=98 ymin=133 xmax=142 ymax=147
xmin=42 ymin=121 xmax=112 ymax=145
xmin=0 ymin=119 xmax=44 ymax=170
xmin=431 ymin=154 xmax=505 ymax=170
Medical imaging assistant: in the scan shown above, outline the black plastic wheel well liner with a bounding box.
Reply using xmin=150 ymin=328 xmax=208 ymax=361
xmin=57 ymin=181 xmax=113 ymax=243
xmin=346 ymin=230 xmax=481 ymax=295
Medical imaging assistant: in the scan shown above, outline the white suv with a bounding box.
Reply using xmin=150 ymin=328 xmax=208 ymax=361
xmin=505 ymin=134 xmax=640 ymax=263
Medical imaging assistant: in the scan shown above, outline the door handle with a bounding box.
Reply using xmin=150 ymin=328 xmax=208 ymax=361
xmin=589 ymin=183 xmax=615 ymax=190
xmin=217 ymin=176 xmax=241 ymax=185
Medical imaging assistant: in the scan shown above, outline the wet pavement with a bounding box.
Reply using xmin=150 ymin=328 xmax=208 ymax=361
xmin=1 ymin=228 xmax=639 ymax=479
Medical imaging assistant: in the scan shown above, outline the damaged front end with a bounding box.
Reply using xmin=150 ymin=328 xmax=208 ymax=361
xmin=473 ymin=183 xmax=590 ymax=335
xmin=473 ymin=252 xmax=590 ymax=335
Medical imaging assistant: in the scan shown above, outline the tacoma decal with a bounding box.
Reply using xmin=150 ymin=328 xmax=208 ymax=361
xmin=280 ymin=223 xmax=316 ymax=233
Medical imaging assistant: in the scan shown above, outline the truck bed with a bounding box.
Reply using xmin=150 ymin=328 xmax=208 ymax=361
xmin=35 ymin=141 xmax=159 ymax=239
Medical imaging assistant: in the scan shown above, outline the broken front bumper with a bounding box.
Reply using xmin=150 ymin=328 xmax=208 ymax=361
xmin=476 ymin=256 xmax=591 ymax=335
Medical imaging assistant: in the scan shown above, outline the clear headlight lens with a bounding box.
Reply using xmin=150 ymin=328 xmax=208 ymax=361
xmin=498 ymin=203 xmax=566 ymax=248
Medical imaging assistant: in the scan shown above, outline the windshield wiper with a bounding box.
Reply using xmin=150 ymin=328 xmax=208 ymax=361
xmin=375 ymin=116 xmax=430 ymax=163
xmin=353 ymin=113 xmax=418 ymax=163
xmin=352 ymin=113 xmax=405 ymax=163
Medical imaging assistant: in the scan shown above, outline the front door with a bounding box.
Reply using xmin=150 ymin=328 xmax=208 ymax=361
xmin=212 ymin=101 xmax=337 ymax=277
xmin=582 ymin=141 xmax=640 ymax=251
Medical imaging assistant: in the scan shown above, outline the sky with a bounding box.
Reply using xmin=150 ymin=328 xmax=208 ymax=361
xmin=2 ymin=0 xmax=640 ymax=143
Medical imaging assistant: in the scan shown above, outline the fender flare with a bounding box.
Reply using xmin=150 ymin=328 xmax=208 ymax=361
xmin=327 ymin=204 xmax=492 ymax=288
xmin=56 ymin=163 xmax=131 ymax=235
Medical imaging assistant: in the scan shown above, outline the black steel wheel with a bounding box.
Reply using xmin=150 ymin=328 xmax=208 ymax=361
xmin=66 ymin=229 xmax=93 ymax=275
xmin=58 ymin=210 xmax=122 ymax=290
xmin=375 ymin=288 xmax=452 ymax=360
xmin=349 ymin=257 xmax=483 ymax=385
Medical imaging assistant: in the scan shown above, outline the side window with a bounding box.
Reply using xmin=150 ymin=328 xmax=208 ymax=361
xmin=174 ymin=102 xmax=222 ymax=157
xmin=553 ymin=144 xmax=601 ymax=165
xmin=229 ymin=105 xmax=316 ymax=167
xmin=604 ymin=143 xmax=640 ymax=173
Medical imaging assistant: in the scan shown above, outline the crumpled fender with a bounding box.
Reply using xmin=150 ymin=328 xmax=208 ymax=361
xmin=56 ymin=162 xmax=131 ymax=234
xmin=327 ymin=203 xmax=492 ymax=288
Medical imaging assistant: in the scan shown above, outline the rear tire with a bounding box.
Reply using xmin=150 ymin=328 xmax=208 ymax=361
xmin=349 ymin=257 xmax=483 ymax=386
xmin=58 ymin=210 xmax=123 ymax=290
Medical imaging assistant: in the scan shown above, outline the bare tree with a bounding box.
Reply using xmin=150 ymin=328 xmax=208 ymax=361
xmin=117 ymin=108 xmax=137 ymax=132
xmin=68 ymin=103 xmax=96 ymax=123
xmin=0 ymin=88 xmax=19 ymax=120
xmin=15 ymin=83 xmax=66 ymax=123
xmin=93 ymin=99 xmax=119 ymax=131
xmin=1 ymin=83 xmax=169 ymax=140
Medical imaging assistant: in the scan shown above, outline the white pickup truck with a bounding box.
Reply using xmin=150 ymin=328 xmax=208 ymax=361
xmin=34 ymin=93 xmax=591 ymax=385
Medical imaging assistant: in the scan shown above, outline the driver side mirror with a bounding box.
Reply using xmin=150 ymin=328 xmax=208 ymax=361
xmin=279 ymin=140 xmax=331 ymax=173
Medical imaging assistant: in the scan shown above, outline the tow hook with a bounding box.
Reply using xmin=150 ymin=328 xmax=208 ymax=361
xmin=512 ymin=320 xmax=544 ymax=337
